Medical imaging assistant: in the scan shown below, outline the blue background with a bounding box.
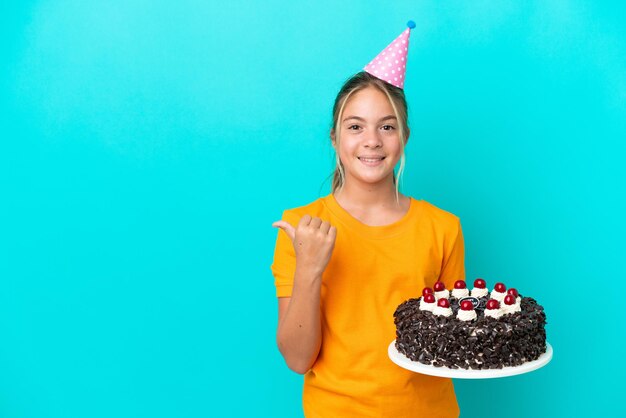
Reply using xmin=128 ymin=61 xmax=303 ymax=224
xmin=1 ymin=1 xmax=624 ymax=417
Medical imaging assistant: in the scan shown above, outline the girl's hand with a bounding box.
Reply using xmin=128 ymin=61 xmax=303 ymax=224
xmin=272 ymin=215 xmax=337 ymax=278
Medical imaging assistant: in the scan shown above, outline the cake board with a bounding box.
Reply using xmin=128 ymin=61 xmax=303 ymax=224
xmin=388 ymin=340 xmax=553 ymax=379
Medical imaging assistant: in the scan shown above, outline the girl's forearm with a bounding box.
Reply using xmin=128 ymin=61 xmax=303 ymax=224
xmin=276 ymin=268 xmax=322 ymax=374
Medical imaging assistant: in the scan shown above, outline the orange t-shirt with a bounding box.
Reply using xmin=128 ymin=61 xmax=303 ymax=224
xmin=271 ymin=194 xmax=464 ymax=418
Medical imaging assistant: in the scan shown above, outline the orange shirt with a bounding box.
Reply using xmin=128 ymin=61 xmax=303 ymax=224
xmin=271 ymin=194 xmax=464 ymax=417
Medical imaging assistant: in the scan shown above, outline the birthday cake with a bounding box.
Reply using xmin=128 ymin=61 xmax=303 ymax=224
xmin=393 ymin=279 xmax=547 ymax=370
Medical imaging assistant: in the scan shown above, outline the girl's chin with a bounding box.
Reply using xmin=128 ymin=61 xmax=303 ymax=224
xmin=346 ymin=172 xmax=395 ymax=185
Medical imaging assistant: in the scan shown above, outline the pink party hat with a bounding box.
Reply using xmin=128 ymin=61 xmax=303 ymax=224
xmin=364 ymin=20 xmax=416 ymax=89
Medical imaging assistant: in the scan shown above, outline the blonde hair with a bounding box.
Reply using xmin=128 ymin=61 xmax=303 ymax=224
xmin=329 ymin=71 xmax=409 ymax=205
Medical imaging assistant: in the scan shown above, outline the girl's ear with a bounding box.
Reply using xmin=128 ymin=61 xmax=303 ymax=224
xmin=330 ymin=128 xmax=336 ymax=148
xmin=405 ymin=128 xmax=410 ymax=145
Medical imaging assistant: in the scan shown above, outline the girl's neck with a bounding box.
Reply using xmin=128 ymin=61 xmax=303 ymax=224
xmin=333 ymin=180 xmax=403 ymax=210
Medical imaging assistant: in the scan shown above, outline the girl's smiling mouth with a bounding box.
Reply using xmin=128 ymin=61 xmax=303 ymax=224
xmin=358 ymin=156 xmax=386 ymax=166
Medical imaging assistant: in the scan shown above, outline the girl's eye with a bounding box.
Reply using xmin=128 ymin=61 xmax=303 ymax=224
xmin=382 ymin=125 xmax=396 ymax=131
xmin=348 ymin=125 xmax=360 ymax=130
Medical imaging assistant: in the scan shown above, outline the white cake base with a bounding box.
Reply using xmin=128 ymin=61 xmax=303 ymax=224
xmin=388 ymin=340 xmax=553 ymax=379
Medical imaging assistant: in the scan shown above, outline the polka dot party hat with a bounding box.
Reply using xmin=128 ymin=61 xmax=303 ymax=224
xmin=363 ymin=20 xmax=416 ymax=89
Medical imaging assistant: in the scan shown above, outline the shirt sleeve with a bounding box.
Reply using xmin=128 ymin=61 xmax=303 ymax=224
xmin=270 ymin=210 xmax=299 ymax=298
xmin=439 ymin=218 xmax=466 ymax=289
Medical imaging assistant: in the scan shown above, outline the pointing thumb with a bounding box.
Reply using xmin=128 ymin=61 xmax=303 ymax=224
xmin=272 ymin=220 xmax=296 ymax=242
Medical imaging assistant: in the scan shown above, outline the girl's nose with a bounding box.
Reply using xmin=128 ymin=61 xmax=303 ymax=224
xmin=364 ymin=132 xmax=383 ymax=148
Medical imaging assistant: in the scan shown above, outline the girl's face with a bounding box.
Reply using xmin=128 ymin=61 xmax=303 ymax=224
xmin=333 ymin=86 xmax=405 ymax=189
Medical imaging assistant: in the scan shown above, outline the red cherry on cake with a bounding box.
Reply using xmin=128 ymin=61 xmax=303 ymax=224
xmin=454 ymin=280 xmax=466 ymax=289
xmin=437 ymin=298 xmax=450 ymax=308
xmin=494 ymin=282 xmax=506 ymax=293
xmin=507 ymin=288 xmax=519 ymax=297
xmin=504 ymin=294 xmax=516 ymax=305
xmin=460 ymin=300 xmax=474 ymax=311
xmin=486 ymin=299 xmax=500 ymax=310
xmin=474 ymin=278 xmax=486 ymax=289
xmin=423 ymin=294 xmax=435 ymax=303
xmin=433 ymin=281 xmax=446 ymax=292
xmin=422 ymin=287 xmax=434 ymax=296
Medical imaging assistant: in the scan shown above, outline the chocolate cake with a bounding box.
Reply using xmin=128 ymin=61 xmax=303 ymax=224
xmin=393 ymin=279 xmax=547 ymax=370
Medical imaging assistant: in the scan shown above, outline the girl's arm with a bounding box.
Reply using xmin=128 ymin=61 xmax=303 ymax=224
xmin=272 ymin=215 xmax=336 ymax=374
xmin=276 ymin=269 xmax=321 ymax=374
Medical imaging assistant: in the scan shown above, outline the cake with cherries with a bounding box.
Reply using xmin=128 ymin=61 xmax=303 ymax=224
xmin=393 ymin=279 xmax=547 ymax=369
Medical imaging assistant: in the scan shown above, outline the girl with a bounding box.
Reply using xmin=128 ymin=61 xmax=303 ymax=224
xmin=271 ymin=69 xmax=464 ymax=417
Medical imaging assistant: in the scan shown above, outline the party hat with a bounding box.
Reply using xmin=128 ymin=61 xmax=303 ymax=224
xmin=363 ymin=20 xmax=415 ymax=89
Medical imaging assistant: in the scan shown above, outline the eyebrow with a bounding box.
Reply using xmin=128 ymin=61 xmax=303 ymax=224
xmin=342 ymin=115 xmax=397 ymax=123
